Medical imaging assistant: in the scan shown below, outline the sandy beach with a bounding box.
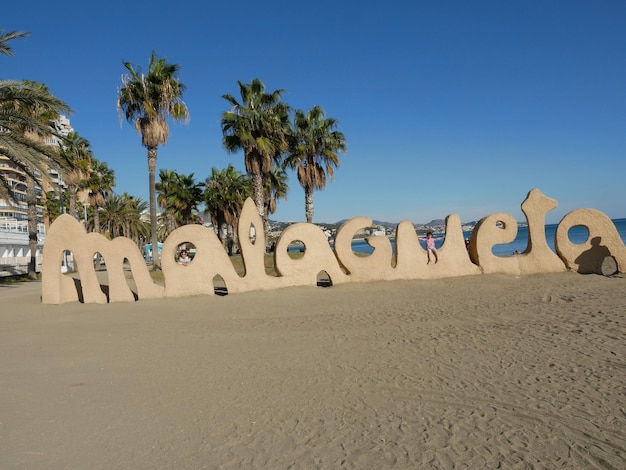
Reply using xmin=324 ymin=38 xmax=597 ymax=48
xmin=1 ymin=272 xmax=625 ymax=469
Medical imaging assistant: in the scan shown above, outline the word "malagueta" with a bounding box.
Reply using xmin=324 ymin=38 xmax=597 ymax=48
xmin=41 ymin=189 xmax=625 ymax=304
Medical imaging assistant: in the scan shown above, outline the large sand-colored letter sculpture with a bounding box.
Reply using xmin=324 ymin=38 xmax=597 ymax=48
xmin=470 ymin=189 xmax=567 ymax=276
xmin=555 ymin=208 xmax=626 ymax=274
xmin=42 ymin=189 xmax=624 ymax=304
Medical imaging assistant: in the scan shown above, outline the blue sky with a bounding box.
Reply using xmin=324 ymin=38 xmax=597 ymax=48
xmin=3 ymin=0 xmax=625 ymax=224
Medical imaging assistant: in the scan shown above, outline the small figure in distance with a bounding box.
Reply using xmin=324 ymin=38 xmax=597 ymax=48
xmin=513 ymin=250 xmax=522 ymax=255
xmin=419 ymin=231 xmax=443 ymax=264
xmin=178 ymin=249 xmax=191 ymax=266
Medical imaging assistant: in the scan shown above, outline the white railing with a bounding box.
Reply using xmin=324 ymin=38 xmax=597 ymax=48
xmin=0 ymin=217 xmax=46 ymax=235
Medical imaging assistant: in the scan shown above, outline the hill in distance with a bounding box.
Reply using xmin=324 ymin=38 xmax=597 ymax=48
xmin=333 ymin=218 xmax=463 ymax=228
xmin=269 ymin=218 xmax=483 ymax=232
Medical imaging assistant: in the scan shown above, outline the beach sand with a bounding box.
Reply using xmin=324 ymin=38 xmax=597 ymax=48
xmin=1 ymin=272 xmax=625 ymax=469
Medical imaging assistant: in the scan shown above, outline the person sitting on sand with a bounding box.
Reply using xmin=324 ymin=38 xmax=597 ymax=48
xmin=178 ymin=250 xmax=191 ymax=266
xmin=419 ymin=232 xmax=443 ymax=264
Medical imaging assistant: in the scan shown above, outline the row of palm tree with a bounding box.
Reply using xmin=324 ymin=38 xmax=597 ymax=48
xmin=3 ymin=30 xmax=347 ymax=274
xmin=56 ymin=131 xmax=118 ymax=228
xmin=117 ymin=57 xmax=347 ymax=268
xmin=221 ymin=79 xmax=347 ymax=229
xmin=153 ymin=163 xmax=291 ymax=256
xmin=152 ymin=165 xmax=252 ymax=254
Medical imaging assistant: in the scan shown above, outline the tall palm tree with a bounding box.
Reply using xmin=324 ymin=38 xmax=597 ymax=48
xmin=86 ymin=159 xmax=115 ymax=233
xmin=58 ymin=131 xmax=92 ymax=219
xmin=117 ymin=51 xmax=189 ymax=269
xmin=286 ymin=105 xmax=346 ymax=223
xmin=204 ymin=165 xmax=252 ymax=251
xmin=221 ymin=78 xmax=290 ymax=239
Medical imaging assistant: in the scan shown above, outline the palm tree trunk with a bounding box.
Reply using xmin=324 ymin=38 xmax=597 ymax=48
xmin=148 ymin=146 xmax=160 ymax=269
xmin=93 ymin=205 xmax=100 ymax=233
xmin=305 ymin=188 xmax=314 ymax=224
xmin=220 ymin=221 xmax=228 ymax=251
xmin=69 ymin=186 xmax=77 ymax=219
xmin=232 ymin=216 xmax=241 ymax=255
xmin=26 ymin=175 xmax=39 ymax=280
xmin=226 ymin=224 xmax=235 ymax=255
xmin=264 ymin=205 xmax=271 ymax=235
xmin=252 ymin=172 xmax=268 ymax=240
xmin=167 ymin=210 xmax=176 ymax=234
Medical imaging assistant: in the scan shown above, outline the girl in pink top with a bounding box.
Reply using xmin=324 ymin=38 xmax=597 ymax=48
xmin=419 ymin=231 xmax=443 ymax=264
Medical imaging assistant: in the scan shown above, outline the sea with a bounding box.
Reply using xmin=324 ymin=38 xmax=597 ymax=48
xmin=349 ymin=218 xmax=626 ymax=256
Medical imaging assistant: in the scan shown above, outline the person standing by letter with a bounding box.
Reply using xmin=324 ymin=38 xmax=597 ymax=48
xmin=419 ymin=232 xmax=442 ymax=264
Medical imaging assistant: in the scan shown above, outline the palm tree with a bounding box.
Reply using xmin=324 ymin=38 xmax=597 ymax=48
xmin=156 ymin=169 xmax=204 ymax=238
xmin=286 ymin=105 xmax=346 ymax=223
xmin=0 ymin=81 xmax=71 ymax=210
xmin=0 ymin=80 xmax=71 ymax=279
xmin=263 ymin=165 xmax=289 ymax=231
xmin=1 ymin=32 xmax=67 ymax=190
xmin=117 ymin=51 xmax=189 ymax=269
xmin=86 ymin=159 xmax=115 ymax=233
xmin=204 ymin=165 xmax=252 ymax=251
xmin=58 ymin=132 xmax=92 ymax=219
xmin=155 ymin=169 xmax=178 ymax=235
xmin=43 ymin=190 xmax=66 ymax=223
xmin=170 ymin=172 xmax=204 ymax=226
xmin=221 ymin=78 xmax=290 ymax=238
xmin=119 ymin=193 xmax=150 ymax=247
xmin=99 ymin=192 xmax=150 ymax=243
xmin=98 ymin=193 xmax=127 ymax=239
xmin=0 ymin=29 xmax=29 ymax=56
